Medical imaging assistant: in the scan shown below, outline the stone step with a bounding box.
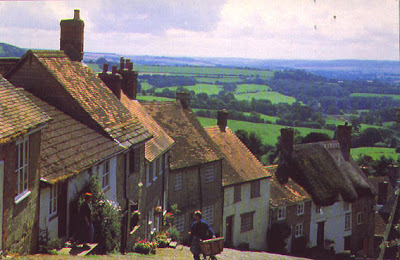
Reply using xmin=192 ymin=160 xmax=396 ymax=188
xmin=169 ymin=241 xmax=178 ymax=248
xmin=57 ymin=242 xmax=98 ymax=256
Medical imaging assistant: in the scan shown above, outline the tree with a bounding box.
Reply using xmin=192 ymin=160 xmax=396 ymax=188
xmin=301 ymin=132 xmax=331 ymax=144
xmin=235 ymin=129 xmax=264 ymax=160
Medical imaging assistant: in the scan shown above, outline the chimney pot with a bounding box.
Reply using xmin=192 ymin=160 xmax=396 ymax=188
xmin=102 ymin=63 xmax=109 ymax=74
xmin=176 ymin=91 xmax=190 ymax=109
xmin=74 ymin=9 xmax=80 ymax=20
xmin=120 ymin=57 xmax=125 ymax=70
xmin=112 ymin=65 xmax=117 ymax=75
xmin=126 ymin=59 xmax=131 ymax=66
xmin=217 ymin=110 xmax=229 ymax=132
xmin=128 ymin=62 xmax=133 ymax=71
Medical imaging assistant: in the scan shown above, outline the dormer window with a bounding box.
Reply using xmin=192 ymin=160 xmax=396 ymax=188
xmin=278 ymin=207 xmax=286 ymax=220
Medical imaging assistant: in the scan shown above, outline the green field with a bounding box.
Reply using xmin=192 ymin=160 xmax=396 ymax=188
xmin=235 ymin=91 xmax=296 ymax=104
xmin=198 ymin=117 xmax=334 ymax=146
xmin=351 ymin=147 xmax=399 ymax=161
xmin=350 ymin=93 xmax=400 ymax=100
xmin=155 ymin=84 xmax=223 ymax=95
xmin=136 ymin=95 xmax=175 ymax=102
xmin=235 ymin=84 xmax=271 ymax=93
xmin=135 ymin=65 xmax=274 ymax=79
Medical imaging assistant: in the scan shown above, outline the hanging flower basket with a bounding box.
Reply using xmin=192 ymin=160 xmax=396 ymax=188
xmin=154 ymin=206 xmax=162 ymax=214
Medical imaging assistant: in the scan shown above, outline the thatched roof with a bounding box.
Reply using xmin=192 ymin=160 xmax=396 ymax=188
xmin=277 ymin=140 xmax=376 ymax=206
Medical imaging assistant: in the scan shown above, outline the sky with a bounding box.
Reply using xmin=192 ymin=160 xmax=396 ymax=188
xmin=0 ymin=0 xmax=399 ymax=60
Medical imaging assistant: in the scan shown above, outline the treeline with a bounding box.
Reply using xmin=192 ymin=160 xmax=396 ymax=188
xmin=139 ymin=75 xmax=198 ymax=88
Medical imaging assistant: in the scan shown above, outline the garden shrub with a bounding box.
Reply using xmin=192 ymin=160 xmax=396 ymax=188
xmin=166 ymin=226 xmax=181 ymax=242
xmin=77 ymin=174 xmax=121 ymax=253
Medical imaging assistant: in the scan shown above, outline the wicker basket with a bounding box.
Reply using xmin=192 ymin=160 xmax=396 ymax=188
xmin=200 ymin=237 xmax=224 ymax=256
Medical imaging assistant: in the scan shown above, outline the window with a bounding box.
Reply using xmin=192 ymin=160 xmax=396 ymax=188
xmin=158 ymin=158 xmax=163 ymax=175
xmin=295 ymin=223 xmax=304 ymax=238
xmin=174 ymin=173 xmax=183 ymax=191
xmin=234 ymin=185 xmax=241 ymax=203
xmin=204 ymin=166 xmax=214 ymax=183
xmin=101 ymin=160 xmax=110 ymax=189
xmin=49 ymin=184 xmax=58 ymax=217
xmin=343 ymin=202 xmax=350 ymax=211
xmin=240 ymin=212 xmax=254 ymax=232
xmin=316 ymin=206 xmax=323 ymax=214
xmin=164 ymin=154 xmax=169 ymax=170
xmin=345 ymin=213 xmax=351 ymax=230
xmin=129 ymin=149 xmax=140 ymax=174
xmin=250 ymin=180 xmax=260 ymax=198
xmin=156 ymin=158 xmax=161 ymax=176
xmin=15 ymin=136 xmax=29 ymax=200
xmin=297 ymin=203 xmax=304 ymax=216
xmin=146 ymin=163 xmax=151 ymax=187
xmin=202 ymin=205 xmax=214 ymax=225
xmin=357 ymin=212 xmax=363 ymax=225
xmin=278 ymin=207 xmax=286 ymax=220
xmin=152 ymin=161 xmax=157 ymax=181
xmin=174 ymin=214 xmax=185 ymax=232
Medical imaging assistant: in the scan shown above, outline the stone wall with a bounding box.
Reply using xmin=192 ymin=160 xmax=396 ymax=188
xmin=0 ymin=131 xmax=41 ymax=254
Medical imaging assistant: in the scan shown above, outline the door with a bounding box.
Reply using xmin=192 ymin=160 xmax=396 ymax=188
xmin=58 ymin=182 xmax=67 ymax=237
xmin=317 ymin=221 xmax=325 ymax=248
xmin=225 ymin=215 xmax=234 ymax=247
xmin=0 ymin=161 xmax=4 ymax=250
xmin=344 ymin=235 xmax=351 ymax=251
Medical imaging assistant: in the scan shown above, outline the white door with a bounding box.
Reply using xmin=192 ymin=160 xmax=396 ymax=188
xmin=0 ymin=161 xmax=4 ymax=250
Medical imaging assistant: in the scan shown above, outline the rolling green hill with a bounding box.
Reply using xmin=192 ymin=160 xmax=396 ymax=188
xmin=0 ymin=42 xmax=26 ymax=57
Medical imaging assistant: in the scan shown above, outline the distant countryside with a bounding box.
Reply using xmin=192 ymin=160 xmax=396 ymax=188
xmin=82 ymin=54 xmax=400 ymax=169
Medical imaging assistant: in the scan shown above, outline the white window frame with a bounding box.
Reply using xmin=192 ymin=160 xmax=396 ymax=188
xmin=357 ymin=212 xmax=363 ymax=225
xmin=297 ymin=202 xmax=304 ymax=216
xmin=174 ymin=173 xmax=183 ymax=191
xmin=316 ymin=205 xmax=323 ymax=214
xmin=278 ymin=207 xmax=286 ymax=220
xmin=204 ymin=166 xmax=215 ymax=183
xmin=240 ymin=211 xmax=254 ymax=232
xmin=295 ymin=223 xmax=304 ymax=238
xmin=49 ymin=184 xmax=58 ymax=217
xmin=174 ymin=214 xmax=185 ymax=232
xmin=152 ymin=161 xmax=157 ymax=181
xmin=202 ymin=205 xmax=214 ymax=225
xmin=345 ymin=213 xmax=351 ymax=230
xmin=101 ymin=160 xmax=110 ymax=190
xmin=15 ymin=136 xmax=29 ymax=202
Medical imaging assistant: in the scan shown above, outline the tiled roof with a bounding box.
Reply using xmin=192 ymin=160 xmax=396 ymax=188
xmin=22 ymin=90 xmax=124 ymax=183
xmin=9 ymin=50 xmax=152 ymax=148
xmin=0 ymin=76 xmax=50 ymax=142
xmin=277 ymin=141 xmax=376 ymax=206
xmin=141 ymin=101 xmax=221 ymax=170
xmin=204 ymin=126 xmax=270 ymax=186
xmin=120 ymin=94 xmax=174 ymax=162
xmin=266 ymin=165 xmax=311 ymax=207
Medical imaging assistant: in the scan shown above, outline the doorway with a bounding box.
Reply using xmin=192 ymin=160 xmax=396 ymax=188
xmin=225 ymin=215 xmax=234 ymax=247
xmin=317 ymin=221 xmax=325 ymax=248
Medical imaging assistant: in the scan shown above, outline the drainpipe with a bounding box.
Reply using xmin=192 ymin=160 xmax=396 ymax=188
xmin=198 ymin=167 xmax=203 ymax=211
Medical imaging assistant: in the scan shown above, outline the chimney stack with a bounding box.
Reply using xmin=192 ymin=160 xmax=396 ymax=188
xmin=98 ymin=63 xmax=122 ymax=99
xmin=118 ymin=57 xmax=138 ymax=100
xmin=280 ymin=128 xmax=294 ymax=158
xmin=337 ymin=124 xmax=352 ymax=161
xmin=60 ymin=9 xmax=84 ymax=62
xmin=377 ymin=181 xmax=388 ymax=205
xmin=217 ymin=110 xmax=229 ymax=132
xmin=176 ymin=91 xmax=190 ymax=109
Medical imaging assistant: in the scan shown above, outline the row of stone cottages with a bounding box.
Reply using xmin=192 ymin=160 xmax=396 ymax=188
xmin=0 ymin=10 xmax=378 ymax=258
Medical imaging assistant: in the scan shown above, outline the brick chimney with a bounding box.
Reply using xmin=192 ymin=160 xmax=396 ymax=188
xmin=118 ymin=57 xmax=138 ymax=100
xmin=60 ymin=9 xmax=84 ymax=62
xmin=377 ymin=181 xmax=388 ymax=205
xmin=98 ymin=64 xmax=122 ymax=99
xmin=176 ymin=91 xmax=190 ymax=109
xmin=280 ymin=128 xmax=294 ymax=158
xmin=337 ymin=124 xmax=352 ymax=161
xmin=217 ymin=110 xmax=228 ymax=132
